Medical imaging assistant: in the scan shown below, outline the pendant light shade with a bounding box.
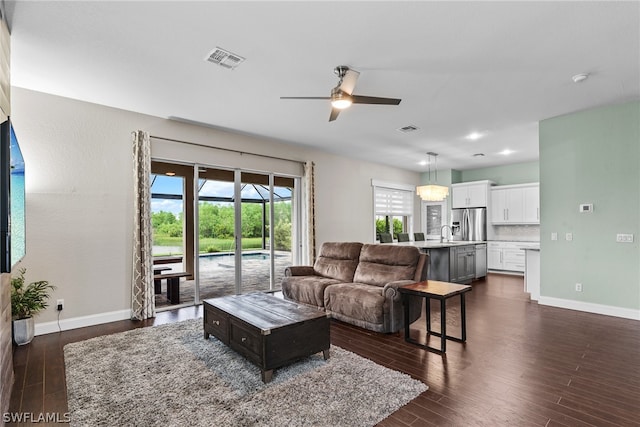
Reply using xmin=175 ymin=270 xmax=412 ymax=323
xmin=416 ymin=184 xmax=449 ymax=201
xmin=417 ymin=152 xmax=449 ymax=202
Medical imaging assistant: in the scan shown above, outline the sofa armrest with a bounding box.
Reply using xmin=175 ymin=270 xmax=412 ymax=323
xmin=383 ymin=280 xmax=423 ymax=333
xmin=382 ymin=280 xmax=416 ymax=302
xmin=284 ymin=266 xmax=316 ymax=277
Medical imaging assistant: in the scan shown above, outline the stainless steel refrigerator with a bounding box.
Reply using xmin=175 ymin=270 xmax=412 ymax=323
xmin=451 ymin=207 xmax=487 ymax=242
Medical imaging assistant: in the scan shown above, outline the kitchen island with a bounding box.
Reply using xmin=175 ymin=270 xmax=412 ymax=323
xmin=388 ymin=241 xmax=486 ymax=284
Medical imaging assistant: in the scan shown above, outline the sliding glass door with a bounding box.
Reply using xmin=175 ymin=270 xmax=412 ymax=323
xmin=197 ymin=167 xmax=236 ymax=299
xmin=239 ymin=172 xmax=272 ymax=294
xmin=194 ymin=165 xmax=298 ymax=300
xmin=150 ymin=161 xmax=195 ymax=309
xmin=151 ymin=160 xmax=300 ymax=309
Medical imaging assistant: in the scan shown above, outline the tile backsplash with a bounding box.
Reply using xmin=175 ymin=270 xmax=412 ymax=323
xmin=491 ymin=225 xmax=540 ymax=242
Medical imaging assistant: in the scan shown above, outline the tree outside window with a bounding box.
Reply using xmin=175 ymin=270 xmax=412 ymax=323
xmin=375 ymin=215 xmax=407 ymax=240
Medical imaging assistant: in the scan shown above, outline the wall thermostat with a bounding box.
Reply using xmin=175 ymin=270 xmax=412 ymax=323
xmin=579 ymin=203 xmax=593 ymax=213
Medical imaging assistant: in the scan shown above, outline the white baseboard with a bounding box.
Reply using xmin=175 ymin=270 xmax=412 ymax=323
xmin=34 ymin=309 xmax=132 ymax=336
xmin=538 ymin=296 xmax=640 ymax=321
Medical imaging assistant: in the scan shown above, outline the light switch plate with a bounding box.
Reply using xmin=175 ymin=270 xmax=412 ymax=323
xmin=565 ymin=233 xmax=573 ymax=241
xmin=616 ymin=234 xmax=634 ymax=243
xmin=551 ymin=232 xmax=557 ymax=241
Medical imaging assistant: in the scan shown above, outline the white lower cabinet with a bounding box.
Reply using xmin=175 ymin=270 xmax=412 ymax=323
xmin=488 ymin=241 xmax=538 ymax=273
xmin=503 ymin=248 xmax=525 ymax=272
xmin=487 ymin=246 xmax=502 ymax=270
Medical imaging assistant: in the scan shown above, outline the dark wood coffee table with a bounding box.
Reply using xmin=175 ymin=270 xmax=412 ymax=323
xmin=203 ymin=293 xmax=330 ymax=383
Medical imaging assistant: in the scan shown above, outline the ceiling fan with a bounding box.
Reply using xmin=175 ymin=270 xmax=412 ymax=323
xmin=280 ymin=66 xmax=402 ymax=122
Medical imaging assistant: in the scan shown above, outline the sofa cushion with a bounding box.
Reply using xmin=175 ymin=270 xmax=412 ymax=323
xmin=282 ymin=275 xmax=342 ymax=308
xmin=313 ymin=242 xmax=363 ymax=282
xmin=324 ymin=283 xmax=386 ymax=326
xmin=353 ymin=244 xmax=421 ymax=287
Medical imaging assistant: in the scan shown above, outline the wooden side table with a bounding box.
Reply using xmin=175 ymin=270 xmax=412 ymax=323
xmin=399 ymin=280 xmax=472 ymax=354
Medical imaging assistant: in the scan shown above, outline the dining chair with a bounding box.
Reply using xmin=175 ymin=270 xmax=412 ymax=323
xmin=396 ymin=233 xmax=410 ymax=242
xmin=414 ymin=232 xmax=425 ymax=241
xmin=379 ymin=233 xmax=393 ymax=243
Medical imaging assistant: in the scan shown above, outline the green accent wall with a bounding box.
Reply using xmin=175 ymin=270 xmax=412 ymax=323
xmin=458 ymin=161 xmax=539 ymax=185
xmin=420 ymin=168 xmax=454 ymax=187
xmin=539 ymin=100 xmax=640 ymax=310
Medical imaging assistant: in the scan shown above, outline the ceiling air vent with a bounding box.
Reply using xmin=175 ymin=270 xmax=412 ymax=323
xmin=204 ymin=47 xmax=246 ymax=70
xmin=397 ymin=124 xmax=420 ymax=134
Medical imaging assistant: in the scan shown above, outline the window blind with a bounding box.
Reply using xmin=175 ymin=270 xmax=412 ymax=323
xmin=374 ymin=186 xmax=414 ymax=216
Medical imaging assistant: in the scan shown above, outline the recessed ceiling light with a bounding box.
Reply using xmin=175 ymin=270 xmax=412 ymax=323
xmin=465 ymin=131 xmax=486 ymax=141
xmin=418 ymin=160 xmax=428 ymax=166
xmin=166 ymin=172 xmax=176 ymax=176
xmin=499 ymin=149 xmax=514 ymax=156
xmin=473 ymin=153 xmax=485 ymax=157
xmin=572 ymin=73 xmax=589 ymax=83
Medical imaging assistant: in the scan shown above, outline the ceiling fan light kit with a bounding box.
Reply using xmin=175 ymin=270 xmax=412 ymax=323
xmin=280 ymin=65 xmax=401 ymax=121
xmin=330 ymin=87 xmax=353 ymax=109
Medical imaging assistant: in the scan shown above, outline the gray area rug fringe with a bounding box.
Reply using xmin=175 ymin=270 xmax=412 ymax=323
xmin=64 ymin=319 xmax=427 ymax=427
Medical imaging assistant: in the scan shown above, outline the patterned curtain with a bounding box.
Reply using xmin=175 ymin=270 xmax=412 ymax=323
xmin=131 ymin=130 xmax=155 ymax=320
xmin=303 ymin=161 xmax=316 ymax=265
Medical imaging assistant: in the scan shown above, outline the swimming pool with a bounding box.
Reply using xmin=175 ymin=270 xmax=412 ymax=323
xmin=197 ymin=251 xmax=290 ymax=272
xmin=200 ymin=252 xmax=285 ymax=261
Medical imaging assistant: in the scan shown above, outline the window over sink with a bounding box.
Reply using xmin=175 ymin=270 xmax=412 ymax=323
xmin=372 ymin=180 xmax=414 ymax=242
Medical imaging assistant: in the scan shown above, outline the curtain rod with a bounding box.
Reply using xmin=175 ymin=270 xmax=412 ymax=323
xmin=149 ymin=135 xmax=306 ymax=165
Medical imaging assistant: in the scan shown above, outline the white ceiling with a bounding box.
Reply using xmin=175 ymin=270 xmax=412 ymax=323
xmin=4 ymin=1 xmax=639 ymax=172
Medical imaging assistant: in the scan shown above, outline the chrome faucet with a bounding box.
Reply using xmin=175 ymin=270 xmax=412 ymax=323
xmin=440 ymin=225 xmax=452 ymax=243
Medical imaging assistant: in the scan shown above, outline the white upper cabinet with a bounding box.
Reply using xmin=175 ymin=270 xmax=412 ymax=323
xmin=451 ymin=181 xmax=493 ymax=208
xmin=490 ymin=183 xmax=539 ymax=224
xmin=523 ymin=185 xmax=540 ymax=223
xmin=491 ymin=188 xmax=507 ymax=223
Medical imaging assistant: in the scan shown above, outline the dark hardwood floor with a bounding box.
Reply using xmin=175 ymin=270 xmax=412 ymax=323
xmin=9 ymin=274 xmax=640 ymax=426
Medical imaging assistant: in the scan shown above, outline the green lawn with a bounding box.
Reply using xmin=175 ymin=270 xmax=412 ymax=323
xmin=153 ymin=236 xmax=264 ymax=254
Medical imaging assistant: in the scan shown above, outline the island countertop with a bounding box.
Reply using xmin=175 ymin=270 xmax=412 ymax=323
xmin=384 ymin=241 xmax=486 ymax=249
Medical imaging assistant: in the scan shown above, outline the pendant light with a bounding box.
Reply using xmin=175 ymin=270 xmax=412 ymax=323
xmin=416 ymin=152 xmax=449 ymax=201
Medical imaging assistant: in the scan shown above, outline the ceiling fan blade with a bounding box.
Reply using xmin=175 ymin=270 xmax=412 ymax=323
xmin=280 ymin=96 xmax=331 ymax=100
xmin=339 ymin=69 xmax=360 ymax=95
xmin=352 ymin=95 xmax=401 ymax=105
xmin=329 ymin=108 xmax=341 ymax=122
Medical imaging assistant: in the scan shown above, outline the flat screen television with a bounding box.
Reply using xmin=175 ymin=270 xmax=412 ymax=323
xmin=0 ymin=118 xmax=26 ymax=272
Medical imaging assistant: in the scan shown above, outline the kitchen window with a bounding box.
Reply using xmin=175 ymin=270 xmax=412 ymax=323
xmin=372 ymin=180 xmax=414 ymax=241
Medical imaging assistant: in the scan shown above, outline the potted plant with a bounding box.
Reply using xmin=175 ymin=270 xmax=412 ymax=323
xmin=11 ymin=268 xmax=56 ymax=345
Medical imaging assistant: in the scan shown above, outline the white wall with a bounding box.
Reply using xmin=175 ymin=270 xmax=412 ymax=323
xmin=11 ymin=88 xmax=421 ymax=329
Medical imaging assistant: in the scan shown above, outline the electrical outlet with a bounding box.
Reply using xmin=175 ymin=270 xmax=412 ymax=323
xmin=565 ymin=233 xmax=573 ymax=241
xmin=56 ymin=299 xmax=64 ymax=311
xmin=575 ymin=283 xmax=582 ymax=292
xmin=551 ymin=232 xmax=557 ymax=241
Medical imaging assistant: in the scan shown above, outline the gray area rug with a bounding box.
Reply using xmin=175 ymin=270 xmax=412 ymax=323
xmin=64 ymin=319 xmax=427 ymax=426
